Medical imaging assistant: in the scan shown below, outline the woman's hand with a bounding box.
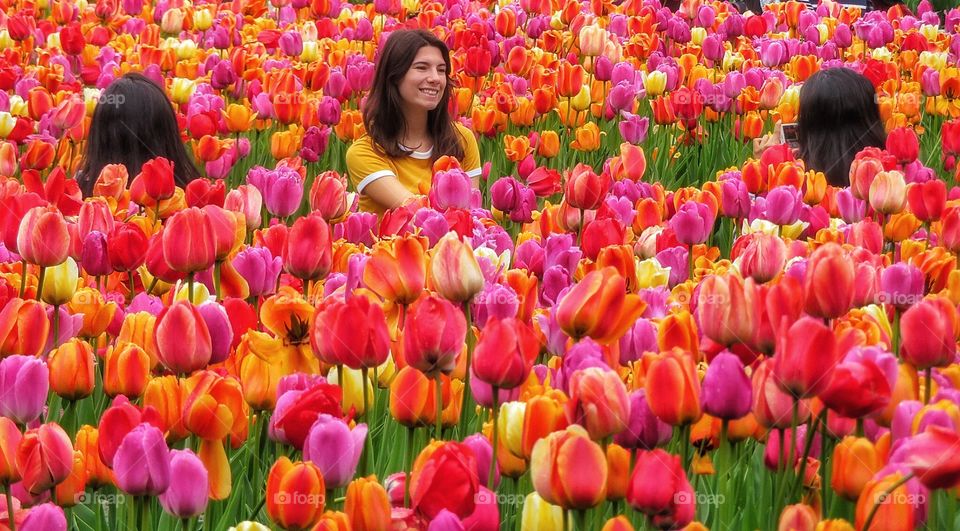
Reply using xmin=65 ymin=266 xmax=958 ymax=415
xmin=752 ymin=122 xmax=783 ymax=158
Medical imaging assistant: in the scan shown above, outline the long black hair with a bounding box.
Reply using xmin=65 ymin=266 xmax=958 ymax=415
xmin=363 ymin=29 xmax=465 ymax=162
xmin=77 ymin=73 xmax=200 ymax=197
xmin=797 ymin=67 xmax=887 ymax=187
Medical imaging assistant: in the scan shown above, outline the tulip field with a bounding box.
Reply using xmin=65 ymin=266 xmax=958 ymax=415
xmin=5 ymin=0 xmax=960 ymax=529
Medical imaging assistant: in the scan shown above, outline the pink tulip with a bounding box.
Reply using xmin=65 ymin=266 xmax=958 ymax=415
xmin=0 ymin=355 xmax=49 ymax=424
xmin=113 ymin=424 xmax=171 ymax=496
xmin=159 ymin=449 xmax=209 ymax=518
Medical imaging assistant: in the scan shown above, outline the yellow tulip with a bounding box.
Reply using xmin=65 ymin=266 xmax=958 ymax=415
xmin=41 ymin=257 xmax=79 ymax=306
xmin=521 ymin=492 xmax=564 ymax=531
xmin=497 ymin=401 xmax=526 ymax=459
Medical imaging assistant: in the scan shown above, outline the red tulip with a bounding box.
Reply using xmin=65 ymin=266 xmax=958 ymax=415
xmin=130 ymin=156 xmax=176 ymax=203
xmin=108 ymin=223 xmax=149 ymax=273
xmin=411 ymin=442 xmax=480 ymax=519
xmin=886 ymin=127 xmax=919 ymax=164
xmin=154 ymin=300 xmax=213 ymax=375
xmin=900 ymin=297 xmax=958 ymax=370
xmin=312 ymin=295 xmax=390 ymax=370
xmin=471 ymin=317 xmax=539 ymax=389
xmin=894 ymin=426 xmax=960 ymax=489
xmin=907 ymin=180 xmax=946 ymax=222
xmin=403 ymin=295 xmax=466 ymax=376
xmin=565 ymin=163 xmax=610 ymax=211
xmin=773 ymin=316 xmax=840 ymax=398
xmin=626 ymin=448 xmax=695 ymax=529
xmin=803 ymin=243 xmax=854 ymax=320
xmin=163 ymin=208 xmax=217 ymax=274
xmin=284 ymin=214 xmax=333 ymax=282
xmin=16 ymin=423 xmax=74 ymax=495
xmin=17 ymin=206 xmax=70 ymax=267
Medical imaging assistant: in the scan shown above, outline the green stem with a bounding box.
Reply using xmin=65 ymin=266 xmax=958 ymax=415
xmin=488 ymin=386 xmax=499 ymax=489
xmin=793 ymin=409 xmax=826 ymax=499
xmin=188 ymin=272 xmax=195 ymax=302
xmin=213 ymin=261 xmax=222 ymax=302
xmin=574 ymin=509 xmax=586 ymax=531
xmin=404 ymin=426 xmax=415 ymax=508
xmin=127 ymin=271 xmax=135 ymax=303
xmin=925 ymin=368 xmax=933 ymax=404
xmin=51 ymin=303 xmax=60 ymax=352
xmin=19 ymin=259 xmax=26 ymax=298
xmin=5 ymin=483 xmax=15 ymax=531
xmin=434 ymin=373 xmax=443 ymax=441
xmin=861 ymin=473 xmax=915 ymax=531
xmin=360 ymin=367 xmax=371 ymax=476
xmin=35 ymin=266 xmax=46 ymax=302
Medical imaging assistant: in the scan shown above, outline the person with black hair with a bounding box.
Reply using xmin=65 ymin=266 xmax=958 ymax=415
xmin=77 ymin=73 xmax=200 ymax=197
xmin=754 ymin=67 xmax=887 ymax=187
xmin=346 ymin=29 xmax=481 ymax=214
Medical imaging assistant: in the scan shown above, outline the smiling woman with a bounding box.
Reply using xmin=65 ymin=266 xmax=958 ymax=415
xmin=346 ymin=29 xmax=481 ymax=215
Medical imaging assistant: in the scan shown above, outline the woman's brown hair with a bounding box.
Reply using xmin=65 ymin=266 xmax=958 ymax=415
xmin=362 ymin=29 xmax=465 ymax=162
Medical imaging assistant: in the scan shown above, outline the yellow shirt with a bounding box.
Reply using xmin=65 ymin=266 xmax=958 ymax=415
xmin=345 ymin=122 xmax=482 ymax=215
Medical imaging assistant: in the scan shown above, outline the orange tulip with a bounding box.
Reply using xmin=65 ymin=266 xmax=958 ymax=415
xmin=556 ymin=267 xmax=645 ymax=344
xmin=854 ymin=473 xmax=915 ymax=531
xmin=48 ymin=338 xmax=95 ymax=400
xmin=522 ymin=390 xmax=569 ymax=458
xmin=778 ymin=504 xmax=818 ymax=531
xmin=143 ymin=375 xmax=189 ymax=442
xmin=344 ymin=476 xmax=391 ymax=531
xmin=115 ymin=311 xmax=159 ymax=367
xmin=0 ymin=417 xmax=21 ymax=484
xmin=53 ymin=449 xmax=87 ymax=507
xmin=234 ymin=330 xmax=288 ymax=411
xmin=538 ymin=130 xmax=561 ymax=159
xmin=223 ymin=103 xmax=257 ymax=133
xmin=363 ymin=234 xmax=428 ymax=306
xmin=68 ymin=287 xmax=118 ymax=338
xmin=0 ymin=298 xmax=50 ymax=357
xmin=266 ymin=457 xmax=326 ymax=530
xmin=530 ymin=425 xmax=608 ymax=509
xmin=657 ymin=310 xmax=700 ymax=355
xmin=831 ymin=436 xmax=882 ymax=501
xmin=803 ymin=242 xmax=855 ymax=320
xmin=570 ymin=121 xmax=603 ymax=152
xmin=103 ymin=344 xmax=151 ymax=399
xmin=74 ymin=425 xmax=113 ymax=488
xmin=644 ymin=348 xmax=702 ymax=426
xmin=606 ymin=443 xmax=631 ymax=501
xmin=313 ymin=511 xmax=351 ymax=531
xmin=557 ymin=62 xmax=586 ymax=98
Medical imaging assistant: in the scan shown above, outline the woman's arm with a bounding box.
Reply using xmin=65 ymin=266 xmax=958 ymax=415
xmin=362 ymin=176 xmax=416 ymax=210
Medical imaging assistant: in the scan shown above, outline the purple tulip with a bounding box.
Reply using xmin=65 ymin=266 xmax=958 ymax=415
xmin=763 ymin=186 xmax=803 ymax=226
xmin=316 ymin=96 xmax=342 ymax=127
xmin=490 ymin=177 xmax=522 ymax=213
xmin=342 ymin=212 xmax=378 ymax=247
xmin=513 ymin=239 xmax=544 ymax=276
xmin=300 ymin=126 xmax=331 ymax=163
xmin=263 ymin=168 xmax=304 ymax=218
xmin=277 ymin=373 xmax=327 ymax=400
xmin=462 ymin=433 xmax=499 ymax=490
xmin=655 ymin=246 xmax=689 ymax=287
xmin=428 ymin=510 xmax=465 ymax=531
xmin=618 ymin=318 xmax=657 ymax=365
xmin=720 ymin=177 xmax=750 ymax=219
xmin=670 ymin=202 xmax=714 ymax=245
xmin=618 ymin=111 xmax=649 ymax=145
xmin=701 ymin=352 xmax=752 ymax=420
xmin=836 ymin=188 xmax=866 ymax=223
xmin=114 ymin=424 xmax=171 ymax=496
xmin=196 ymin=302 xmax=234 ymax=364
xmin=411 ymin=209 xmax=450 ymax=247
xmin=21 ymin=503 xmax=67 ymax=531
xmin=428 ymin=169 xmax=472 ymax=210
xmin=303 ymin=414 xmax=367 ymax=489
xmin=540 ymin=265 xmax=572 ymax=307
xmin=880 ymin=263 xmax=925 ymax=311
xmin=209 ymin=61 xmax=237 ymax=91
xmin=159 ymin=449 xmax=209 ymax=518
xmin=607 ymin=81 xmax=637 ymax=113
xmin=279 ymin=31 xmax=303 ymax=57
xmin=232 ymin=246 xmax=283 ymax=297
xmin=759 ymin=40 xmax=788 ymax=67
xmin=614 ymin=390 xmax=673 ymax=450
xmin=81 ymin=231 xmax=112 ymax=276
xmin=325 ymin=68 xmax=349 ymax=100
xmin=471 ymin=283 xmax=519 ymax=329
xmin=0 ymin=355 xmax=49 ymax=424
xmin=469 ymin=370 xmax=520 ymax=409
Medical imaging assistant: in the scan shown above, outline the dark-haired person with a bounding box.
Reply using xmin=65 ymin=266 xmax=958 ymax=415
xmin=77 ymin=73 xmax=200 ymax=197
xmin=346 ymin=29 xmax=481 ymax=214
xmin=754 ymin=67 xmax=886 ymax=187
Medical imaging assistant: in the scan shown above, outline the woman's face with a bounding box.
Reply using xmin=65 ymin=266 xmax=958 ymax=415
xmin=397 ymin=46 xmax=447 ymax=114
